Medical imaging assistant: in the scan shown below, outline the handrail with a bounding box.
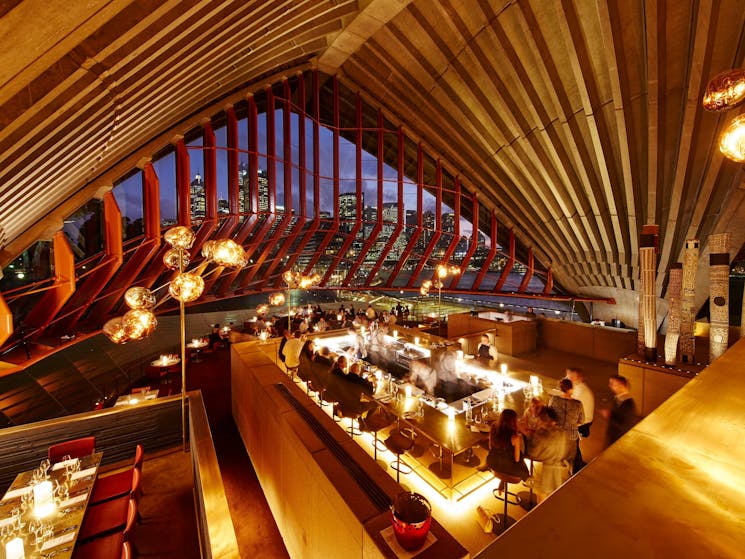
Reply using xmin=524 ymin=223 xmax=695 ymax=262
xmin=189 ymin=391 xmax=240 ymax=558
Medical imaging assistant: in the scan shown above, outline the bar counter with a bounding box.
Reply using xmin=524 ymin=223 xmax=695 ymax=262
xmin=231 ymin=339 xmax=469 ymax=559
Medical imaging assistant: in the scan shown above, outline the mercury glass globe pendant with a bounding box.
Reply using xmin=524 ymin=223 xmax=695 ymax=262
xmin=703 ymin=69 xmax=745 ymax=112
xmin=719 ymin=114 xmax=745 ymax=162
xmin=169 ymin=272 xmax=205 ymax=302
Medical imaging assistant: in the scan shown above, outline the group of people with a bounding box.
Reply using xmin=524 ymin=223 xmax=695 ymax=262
xmin=284 ymin=334 xmax=377 ymax=417
xmin=485 ymin=368 xmax=638 ymax=501
xmin=245 ymin=302 xmax=411 ymax=340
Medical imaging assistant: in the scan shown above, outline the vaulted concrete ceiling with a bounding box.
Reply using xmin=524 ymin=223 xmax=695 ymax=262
xmin=1 ymin=0 xmax=744 ymax=323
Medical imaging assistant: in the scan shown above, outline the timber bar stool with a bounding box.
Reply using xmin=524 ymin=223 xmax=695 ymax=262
xmin=491 ymin=469 xmax=522 ymax=532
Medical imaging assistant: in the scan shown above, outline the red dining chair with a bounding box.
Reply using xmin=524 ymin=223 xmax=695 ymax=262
xmin=73 ymin=499 xmax=137 ymax=559
xmin=90 ymin=446 xmax=143 ymax=505
xmin=48 ymin=436 xmax=96 ymax=463
xmin=78 ymin=494 xmax=132 ymax=542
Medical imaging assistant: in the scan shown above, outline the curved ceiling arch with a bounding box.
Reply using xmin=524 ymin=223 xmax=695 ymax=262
xmin=0 ymin=0 xmax=743 ymax=329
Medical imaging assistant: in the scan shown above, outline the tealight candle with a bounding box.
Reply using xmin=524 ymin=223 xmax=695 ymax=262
xmin=405 ymin=385 xmax=412 ymax=398
xmin=500 ymin=363 xmax=508 ymax=375
xmin=414 ymin=337 xmax=420 ymax=346
xmin=6 ymin=537 xmax=24 ymax=559
xmin=33 ymin=480 xmax=55 ymax=518
xmin=446 ymin=407 xmax=456 ymax=422
xmin=530 ymin=375 xmax=539 ymax=388
xmin=393 ymin=330 xmax=398 ymax=339
xmin=128 ymin=397 xmax=139 ymax=405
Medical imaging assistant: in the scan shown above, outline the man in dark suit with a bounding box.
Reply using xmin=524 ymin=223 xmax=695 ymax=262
xmin=602 ymin=375 xmax=637 ymax=446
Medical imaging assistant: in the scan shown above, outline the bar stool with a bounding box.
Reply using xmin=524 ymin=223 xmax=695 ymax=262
xmin=359 ymin=407 xmax=395 ymax=466
xmin=516 ymin=458 xmax=538 ymax=511
xmin=490 ymin=469 xmax=522 ymax=532
xmin=384 ymin=427 xmax=415 ymax=483
xmin=286 ymin=365 xmax=300 ymax=383
xmin=334 ymin=403 xmax=363 ymax=437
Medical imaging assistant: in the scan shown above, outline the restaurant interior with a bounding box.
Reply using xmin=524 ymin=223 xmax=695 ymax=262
xmin=1 ymin=1 xmax=745 ymax=558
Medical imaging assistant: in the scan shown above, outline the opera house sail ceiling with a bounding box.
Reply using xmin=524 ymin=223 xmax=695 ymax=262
xmin=0 ymin=0 xmax=743 ymax=357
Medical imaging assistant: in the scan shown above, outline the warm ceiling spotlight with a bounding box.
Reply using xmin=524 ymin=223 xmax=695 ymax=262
xmin=703 ymin=69 xmax=745 ymax=112
xmin=124 ymin=286 xmax=155 ymax=310
xmin=163 ymin=247 xmax=190 ymax=270
xmin=164 ymin=225 xmax=195 ymax=249
xmin=122 ymin=309 xmax=157 ymax=340
xmin=268 ymin=292 xmax=286 ymax=306
xmin=209 ymin=239 xmax=246 ymax=268
xmin=719 ymin=113 xmax=745 ymax=162
xmin=169 ymin=272 xmax=205 ymax=302
xmin=103 ymin=317 xmax=129 ymax=344
xmin=436 ymin=264 xmax=448 ymax=278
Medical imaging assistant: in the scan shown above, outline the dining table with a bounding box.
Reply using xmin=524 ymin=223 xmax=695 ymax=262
xmin=187 ymin=338 xmax=208 ymax=363
xmin=113 ymin=389 xmax=159 ymax=407
xmin=0 ymin=451 xmax=103 ymax=559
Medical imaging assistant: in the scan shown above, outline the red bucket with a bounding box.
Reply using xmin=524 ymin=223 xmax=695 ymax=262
xmin=390 ymin=492 xmax=432 ymax=551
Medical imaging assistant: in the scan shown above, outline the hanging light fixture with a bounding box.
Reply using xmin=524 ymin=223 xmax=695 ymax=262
xmin=268 ymin=292 xmax=286 ymax=306
xmin=703 ymin=69 xmax=745 ymax=112
xmin=164 ymin=225 xmax=195 ymax=249
xmin=102 ymin=317 xmax=128 ymax=344
xmin=103 ymin=224 xmax=248 ymax=453
xmin=719 ymin=113 xmax=745 ymax=162
xmin=169 ymin=273 xmax=205 ymax=302
xmin=163 ymin=247 xmax=190 ymax=270
xmin=122 ymin=308 xmax=158 ymax=340
xmin=209 ymin=239 xmax=247 ymax=268
xmin=282 ymin=269 xmax=319 ymax=330
xmin=124 ymin=286 xmax=155 ymax=310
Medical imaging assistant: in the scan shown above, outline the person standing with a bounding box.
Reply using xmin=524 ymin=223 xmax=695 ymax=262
xmin=475 ymin=333 xmax=498 ymax=366
xmin=565 ymin=367 xmax=594 ymax=471
xmin=282 ymin=330 xmax=304 ymax=374
xmin=602 ymin=375 xmax=637 ymax=446
xmin=548 ymin=378 xmax=585 ymax=471
xmin=365 ymin=304 xmax=377 ymax=321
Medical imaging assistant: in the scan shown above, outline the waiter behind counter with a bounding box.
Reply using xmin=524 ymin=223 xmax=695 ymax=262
xmin=475 ymin=333 xmax=499 ymax=366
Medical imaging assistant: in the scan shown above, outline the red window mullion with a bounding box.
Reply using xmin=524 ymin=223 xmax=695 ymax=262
xmin=407 ymin=159 xmax=443 ymax=288
xmin=227 ymin=107 xmax=240 ymax=214
xmin=303 ymin=75 xmax=339 ymax=278
xmin=386 ymin=142 xmax=423 ymax=287
xmin=472 ymin=210 xmax=497 ymax=290
xmin=494 ymin=229 xmax=515 ymax=292
xmin=518 ymin=248 xmax=535 ymax=292
xmin=450 ymin=193 xmax=479 ymax=289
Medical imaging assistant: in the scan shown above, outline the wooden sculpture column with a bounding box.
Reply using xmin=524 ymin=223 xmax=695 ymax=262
xmin=640 ymin=246 xmax=657 ymax=361
xmin=680 ymin=239 xmax=699 ymax=364
xmin=709 ymin=233 xmax=730 ymax=362
xmin=664 ymin=264 xmax=682 ymax=365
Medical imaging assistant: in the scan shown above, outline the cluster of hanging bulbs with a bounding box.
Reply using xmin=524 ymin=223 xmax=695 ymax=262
xmin=282 ymin=269 xmax=321 ymax=289
xmin=703 ymin=69 xmax=745 ymax=162
xmin=104 ymin=226 xmax=247 ymax=344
